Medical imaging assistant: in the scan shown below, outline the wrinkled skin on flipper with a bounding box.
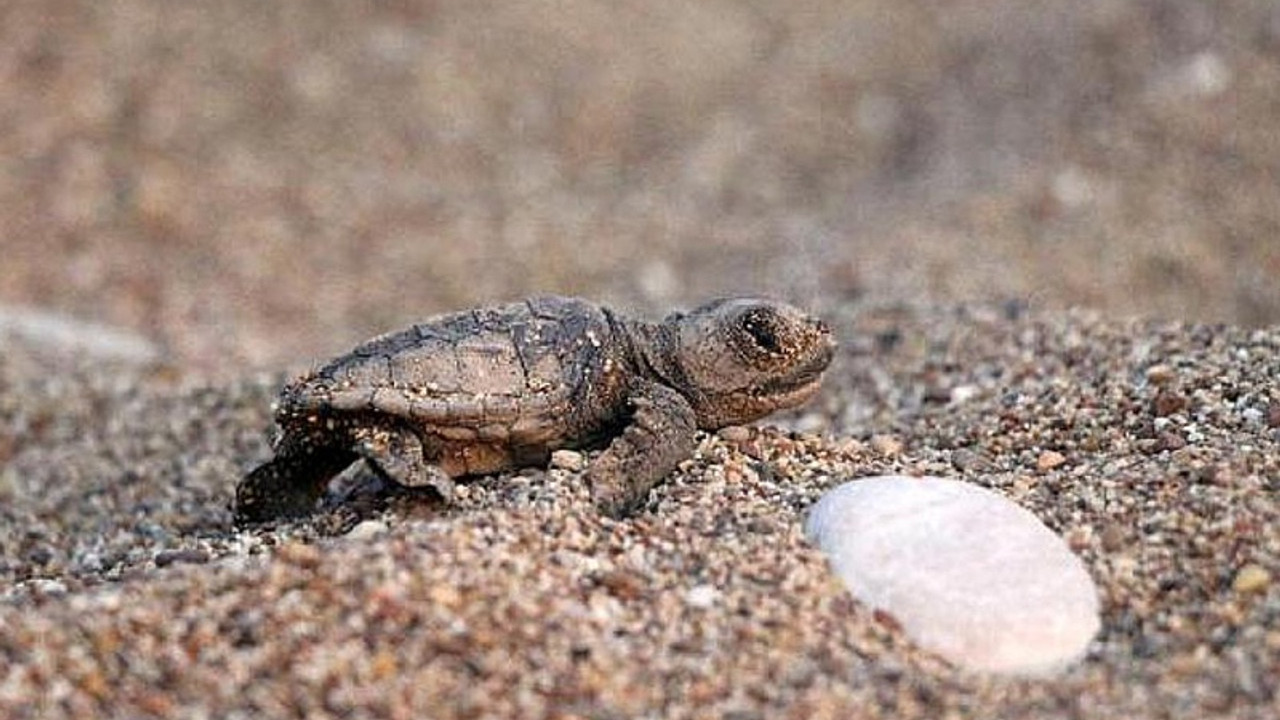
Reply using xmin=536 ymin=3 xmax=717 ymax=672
xmin=235 ymin=444 xmax=357 ymax=523
xmin=234 ymin=296 xmax=834 ymax=527
xmin=587 ymin=381 xmax=698 ymax=517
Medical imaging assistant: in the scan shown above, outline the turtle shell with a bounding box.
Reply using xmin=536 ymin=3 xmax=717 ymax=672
xmin=277 ymin=296 xmax=631 ymax=450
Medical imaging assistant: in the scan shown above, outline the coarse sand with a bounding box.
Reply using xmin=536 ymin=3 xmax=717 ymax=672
xmin=1 ymin=302 xmax=1277 ymax=719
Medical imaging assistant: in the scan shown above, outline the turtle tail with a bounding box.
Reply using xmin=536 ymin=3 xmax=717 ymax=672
xmin=233 ymin=447 xmax=357 ymax=527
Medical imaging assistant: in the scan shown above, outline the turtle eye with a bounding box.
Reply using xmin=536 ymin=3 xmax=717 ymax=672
xmin=741 ymin=309 xmax=782 ymax=354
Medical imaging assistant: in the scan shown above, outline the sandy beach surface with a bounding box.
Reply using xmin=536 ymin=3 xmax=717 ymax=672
xmin=3 ymin=1 xmax=1280 ymax=717
xmin=2 ymin=302 xmax=1276 ymax=719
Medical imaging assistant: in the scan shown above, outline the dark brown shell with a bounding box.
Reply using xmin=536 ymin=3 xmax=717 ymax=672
xmin=277 ymin=296 xmax=631 ymax=447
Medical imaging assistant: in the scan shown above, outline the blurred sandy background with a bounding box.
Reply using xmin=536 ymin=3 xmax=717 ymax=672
xmin=3 ymin=0 xmax=1278 ymax=372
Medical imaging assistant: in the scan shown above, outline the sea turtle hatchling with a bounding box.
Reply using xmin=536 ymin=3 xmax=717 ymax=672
xmin=234 ymin=296 xmax=835 ymax=525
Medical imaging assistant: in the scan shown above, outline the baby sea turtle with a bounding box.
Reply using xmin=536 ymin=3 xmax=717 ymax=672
xmin=234 ymin=296 xmax=834 ymax=525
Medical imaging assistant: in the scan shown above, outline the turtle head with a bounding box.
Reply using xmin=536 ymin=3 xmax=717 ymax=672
xmin=662 ymin=298 xmax=835 ymax=429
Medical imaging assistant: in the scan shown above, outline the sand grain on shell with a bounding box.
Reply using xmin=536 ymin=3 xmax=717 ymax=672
xmin=1 ymin=304 xmax=1278 ymax=719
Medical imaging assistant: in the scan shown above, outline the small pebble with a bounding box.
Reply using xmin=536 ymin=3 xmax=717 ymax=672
xmin=1037 ymin=450 xmax=1067 ymax=472
xmin=950 ymin=384 xmax=981 ymax=404
xmin=1152 ymin=390 xmax=1188 ymax=418
xmin=153 ymin=548 xmax=210 ymax=568
xmin=347 ymin=520 xmax=390 ymax=541
xmin=950 ymin=448 xmax=986 ymax=472
xmin=717 ymin=425 xmax=751 ymax=442
xmin=1232 ymin=564 xmax=1271 ymax=594
xmin=805 ymin=476 xmax=1101 ymax=675
xmin=869 ymin=435 xmax=903 ymax=457
xmin=1099 ymin=524 xmax=1128 ymax=552
xmin=276 ymin=542 xmax=322 ymax=568
xmin=1157 ymin=431 xmax=1187 ymax=452
xmin=1145 ymin=364 xmax=1177 ymax=385
xmin=29 ymin=578 xmax=68 ymax=596
xmin=550 ymin=449 xmax=585 ymax=472
xmin=684 ymin=584 xmax=719 ymax=609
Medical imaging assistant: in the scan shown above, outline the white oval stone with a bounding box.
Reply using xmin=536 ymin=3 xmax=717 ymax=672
xmin=805 ymin=475 xmax=1100 ymax=675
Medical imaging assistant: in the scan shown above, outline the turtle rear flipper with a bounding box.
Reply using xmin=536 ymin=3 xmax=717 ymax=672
xmin=234 ymin=447 xmax=357 ymax=527
xmin=350 ymin=423 xmax=457 ymax=502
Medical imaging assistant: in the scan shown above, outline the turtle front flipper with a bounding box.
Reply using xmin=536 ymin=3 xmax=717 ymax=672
xmin=234 ymin=446 xmax=358 ymax=527
xmin=587 ymin=381 xmax=697 ymax=517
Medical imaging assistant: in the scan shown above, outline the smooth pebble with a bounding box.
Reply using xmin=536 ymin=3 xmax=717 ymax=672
xmin=0 ymin=305 xmax=161 ymax=362
xmin=685 ymin=584 xmax=719 ymax=609
xmin=550 ymin=449 xmax=585 ymax=472
xmin=805 ymin=475 xmax=1100 ymax=676
xmin=347 ymin=520 xmax=390 ymax=541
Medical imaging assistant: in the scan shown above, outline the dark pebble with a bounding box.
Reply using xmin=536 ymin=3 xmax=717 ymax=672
xmin=153 ymin=548 xmax=211 ymax=567
xmin=1152 ymin=390 xmax=1188 ymax=417
xmin=1157 ymin=431 xmax=1188 ymax=452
